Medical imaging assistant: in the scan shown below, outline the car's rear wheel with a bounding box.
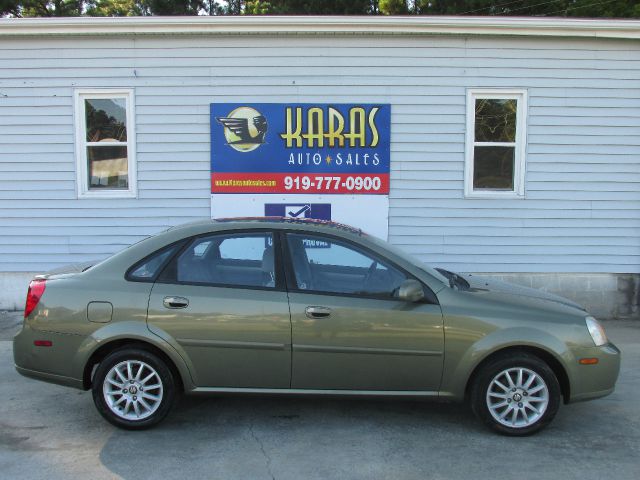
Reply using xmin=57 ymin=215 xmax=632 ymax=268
xmin=92 ymin=347 xmax=176 ymax=429
xmin=470 ymin=352 xmax=561 ymax=436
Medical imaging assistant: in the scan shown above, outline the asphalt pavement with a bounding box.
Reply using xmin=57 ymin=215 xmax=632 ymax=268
xmin=1 ymin=310 xmax=639 ymax=480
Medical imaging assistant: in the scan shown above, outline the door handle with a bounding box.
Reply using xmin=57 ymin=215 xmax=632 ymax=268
xmin=163 ymin=296 xmax=189 ymax=309
xmin=305 ymin=306 xmax=332 ymax=319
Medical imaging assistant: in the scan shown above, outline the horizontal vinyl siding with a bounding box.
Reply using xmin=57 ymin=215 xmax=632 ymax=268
xmin=0 ymin=35 xmax=639 ymax=273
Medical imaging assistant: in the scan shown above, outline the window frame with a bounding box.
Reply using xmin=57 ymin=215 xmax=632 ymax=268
xmin=279 ymin=230 xmax=437 ymax=304
xmin=74 ymin=88 xmax=137 ymax=199
xmin=464 ymin=88 xmax=528 ymax=199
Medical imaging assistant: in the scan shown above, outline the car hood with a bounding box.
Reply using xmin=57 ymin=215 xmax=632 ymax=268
xmin=459 ymin=273 xmax=585 ymax=312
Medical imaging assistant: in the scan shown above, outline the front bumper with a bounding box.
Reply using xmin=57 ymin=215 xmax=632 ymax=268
xmin=568 ymin=342 xmax=621 ymax=403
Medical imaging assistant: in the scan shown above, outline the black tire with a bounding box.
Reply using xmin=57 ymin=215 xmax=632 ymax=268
xmin=92 ymin=347 xmax=177 ymax=430
xmin=470 ymin=352 xmax=561 ymax=436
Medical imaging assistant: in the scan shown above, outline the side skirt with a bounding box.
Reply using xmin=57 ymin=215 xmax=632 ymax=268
xmin=187 ymin=387 xmax=441 ymax=399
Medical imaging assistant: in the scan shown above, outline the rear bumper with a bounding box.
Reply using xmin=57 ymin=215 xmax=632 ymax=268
xmin=14 ymin=365 xmax=84 ymax=389
xmin=13 ymin=324 xmax=85 ymax=390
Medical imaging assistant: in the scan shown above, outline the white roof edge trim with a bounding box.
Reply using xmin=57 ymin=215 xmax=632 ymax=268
xmin=0 ymin=16 xmax=639 ymax=39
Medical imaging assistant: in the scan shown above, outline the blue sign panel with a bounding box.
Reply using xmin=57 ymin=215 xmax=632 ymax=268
xmin=210 ymin=103 xmax=391 ymax=194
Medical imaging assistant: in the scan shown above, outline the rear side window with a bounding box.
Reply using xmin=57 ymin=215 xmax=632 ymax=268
xmin=127 ymin=244 xmax=181 ymax=282
xmin=174 ymin=232 xmax=275 ymax=289
xmin=219 ymin=236 xmax=267 ymax=261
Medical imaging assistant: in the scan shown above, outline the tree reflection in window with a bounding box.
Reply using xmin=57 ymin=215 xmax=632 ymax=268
xmin=85 ymin=99 xmax=127 ymax=143
xmin=474 ymin=99 xmax=517 ymax=143
xmin=473 ymin=98 xmax=518 ymax=190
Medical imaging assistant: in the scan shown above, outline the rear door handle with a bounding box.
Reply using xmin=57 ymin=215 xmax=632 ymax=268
xmin=163 ymin=296 xmax=189 ymax=309
xmin=305 ymin=306 xmax=332 ymax=319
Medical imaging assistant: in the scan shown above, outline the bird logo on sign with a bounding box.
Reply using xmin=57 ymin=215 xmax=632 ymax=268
xmin=216 ymin=107 xmax=268 ymax=153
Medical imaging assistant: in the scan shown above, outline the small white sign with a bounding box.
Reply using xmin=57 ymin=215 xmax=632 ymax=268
xmin=211 ymin=194 xmax=389 ymax=240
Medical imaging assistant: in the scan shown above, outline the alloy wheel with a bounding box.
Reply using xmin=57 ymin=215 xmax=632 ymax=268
xmin=486 ymin=367 xmax=549 ymax=428
xmin=102 ymin=360 xmax=164 ymax=421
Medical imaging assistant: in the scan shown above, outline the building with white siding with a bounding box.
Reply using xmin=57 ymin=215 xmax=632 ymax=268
xmin=0 ymin=16 xmax=638 ymax=318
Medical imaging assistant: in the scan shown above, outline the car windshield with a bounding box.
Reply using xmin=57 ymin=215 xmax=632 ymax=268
xmin=365 ymin=235 xmax=450 ymax=287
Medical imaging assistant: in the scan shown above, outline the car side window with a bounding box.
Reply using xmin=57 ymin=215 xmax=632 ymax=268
xmin=286 ymin=233 xmax=407 ymax=298
xmin=127 ymin=244 xmax=181 ymax=281
xmin=175 ymin=232 xmax=275 ymax=288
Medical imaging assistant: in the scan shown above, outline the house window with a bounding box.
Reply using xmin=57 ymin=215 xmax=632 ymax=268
xmin=465 ymin=89 xmax=527 ymax=198
xmin=74 ymin=89 xmax=136 ymax=198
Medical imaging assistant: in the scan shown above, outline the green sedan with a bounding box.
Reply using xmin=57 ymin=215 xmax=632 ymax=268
xmin=13 ymin=218 xmax=620 ymax=435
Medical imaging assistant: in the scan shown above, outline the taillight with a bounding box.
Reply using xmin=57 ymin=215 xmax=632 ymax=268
xmin=24 ymin=278 xmax=46 ymax=319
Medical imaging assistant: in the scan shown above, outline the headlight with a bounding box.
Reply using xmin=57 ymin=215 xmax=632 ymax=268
xmin=585 ymin=316 xmax=608 ymax=346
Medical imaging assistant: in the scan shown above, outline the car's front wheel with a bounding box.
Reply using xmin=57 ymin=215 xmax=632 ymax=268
xmin=92 ymin=347 xmax=176 ymax=429
xmin=470 ymin=352 xmax=561 ymax=436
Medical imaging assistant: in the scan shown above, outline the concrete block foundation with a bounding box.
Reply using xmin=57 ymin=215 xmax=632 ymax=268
xmin=0 ymin=272 xmax=37 ymax=311
xmin=477 ymin=273 xmax=639 ymax=320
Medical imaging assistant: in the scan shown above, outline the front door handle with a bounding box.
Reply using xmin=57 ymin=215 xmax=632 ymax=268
xmin=305 ymin=306 xmax=332 ymax=319
xmin=163 ymin=296 xmax=189 ymax=309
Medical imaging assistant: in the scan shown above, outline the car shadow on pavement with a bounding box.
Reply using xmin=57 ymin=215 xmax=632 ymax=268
xmin=98 ymin=395 xmax=482 ymax=479
xmin=96 ymin=375 xmax=640 ymax=480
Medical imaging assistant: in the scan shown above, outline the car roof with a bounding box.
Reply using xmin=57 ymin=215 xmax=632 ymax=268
xmin=169 ymin=217 xmax=366 ymax=237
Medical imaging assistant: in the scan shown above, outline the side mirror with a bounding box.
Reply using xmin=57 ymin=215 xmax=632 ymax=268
xmin=397 ymin=279 xmax=424 ymax=303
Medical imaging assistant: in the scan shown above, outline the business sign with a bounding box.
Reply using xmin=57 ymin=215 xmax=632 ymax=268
xmin=210 ymin=103 xmax=390 ymax=238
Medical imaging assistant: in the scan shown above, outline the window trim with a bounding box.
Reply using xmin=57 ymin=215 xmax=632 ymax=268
xmin=74 ymin=88 xmax=137 ymax=199
xmin=464 ymin=88 xmax=528 ymax=199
